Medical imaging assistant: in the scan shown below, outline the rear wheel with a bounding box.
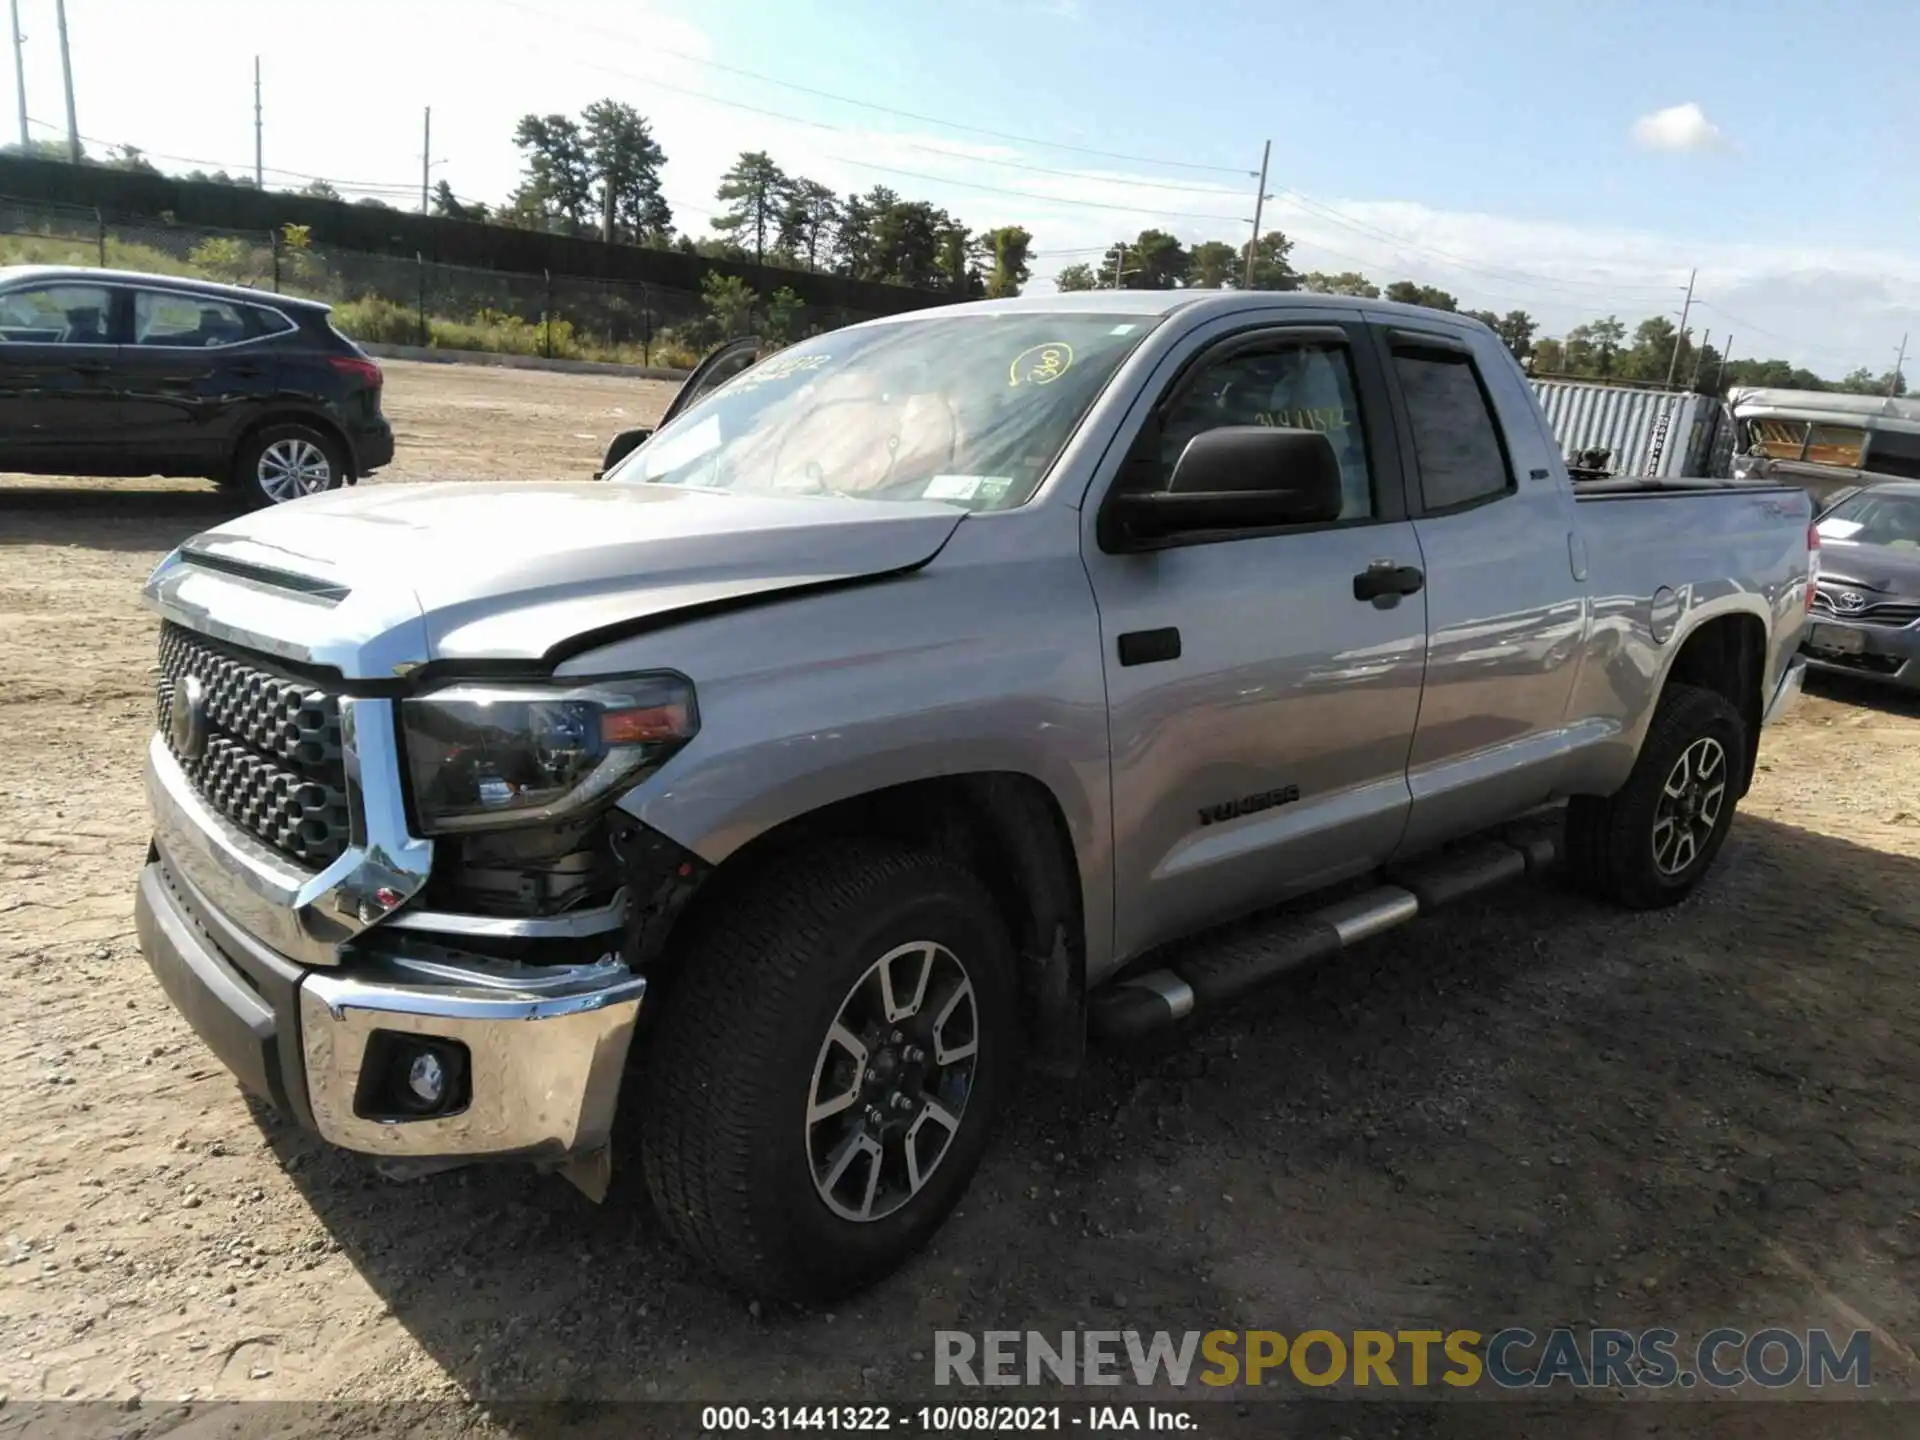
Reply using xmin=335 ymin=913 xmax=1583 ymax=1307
xmin=640 ymin=842 xmax=1018 ymax=1302
xmin=228 ymin=422 xmax=347 ymax=509
xmin=1567 ymin=682 xmax=1746 ymax=909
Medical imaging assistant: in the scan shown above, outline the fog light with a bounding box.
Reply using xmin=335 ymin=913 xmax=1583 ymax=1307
xmin=353 ymin=1032 xmax=470 ymax=1121
xmin=406 ymin=1050 xmax=447 ymax=1106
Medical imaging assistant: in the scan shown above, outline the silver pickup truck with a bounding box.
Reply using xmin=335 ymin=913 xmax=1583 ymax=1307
xmin=135 ymin=292 xmax=1814 ymax=1302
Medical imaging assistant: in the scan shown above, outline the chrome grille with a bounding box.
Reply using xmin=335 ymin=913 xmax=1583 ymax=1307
xmin=1811 ymin=589 xmax=1920 ymax=627
xmin=155 ymin=622 xmax=350 ymax=867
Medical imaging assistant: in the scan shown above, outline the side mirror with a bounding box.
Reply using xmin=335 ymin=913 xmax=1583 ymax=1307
xmin=596 ymin=426 xmax=655 ymax=479
xmin=1107 ymin=426 xmax=1344 ymax=546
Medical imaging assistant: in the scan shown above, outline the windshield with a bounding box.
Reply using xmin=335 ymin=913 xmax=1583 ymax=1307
xmin=607 ymin=312 xmax=1160 ymax=510
xmin=1818 ymin=490 xmax=1920 ymax=550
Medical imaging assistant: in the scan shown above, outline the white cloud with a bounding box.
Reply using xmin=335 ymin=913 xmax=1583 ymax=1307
xmin=1631 ymin=102 xmax=1724 ymax=153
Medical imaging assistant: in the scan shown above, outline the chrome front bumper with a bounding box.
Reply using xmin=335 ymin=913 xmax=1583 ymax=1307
xmin=139 ymin=776 xmax=645 ymax=1178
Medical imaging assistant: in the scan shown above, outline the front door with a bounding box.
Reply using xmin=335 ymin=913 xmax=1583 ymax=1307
xmin=0 ymin=280 xmax=122 ymax=472
xmin=1082 ymin=316 xmax=1430 ymax=964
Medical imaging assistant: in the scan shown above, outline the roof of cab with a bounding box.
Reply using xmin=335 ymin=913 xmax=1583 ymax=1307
xmin=0 ymin=264 xmax=329 ymax=313
xmin=861 ymin=287 xmax=1496 ymax=334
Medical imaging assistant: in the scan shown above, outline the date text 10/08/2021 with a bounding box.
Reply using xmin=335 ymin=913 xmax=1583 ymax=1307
xmin=701 ymin=1408 xmax=1192 ymax=1432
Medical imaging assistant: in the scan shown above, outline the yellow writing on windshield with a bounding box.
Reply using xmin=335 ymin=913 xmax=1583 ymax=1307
xmin=1009 ymin=342 xmax=1074 ymax=387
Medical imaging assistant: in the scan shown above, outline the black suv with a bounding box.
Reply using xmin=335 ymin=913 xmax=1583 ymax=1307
xmin=0 ymin=265 xmax=393 ymax=507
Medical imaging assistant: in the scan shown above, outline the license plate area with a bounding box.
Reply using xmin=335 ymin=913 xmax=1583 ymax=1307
xmin=1807 ymin=623 xmax=1867 ymax=656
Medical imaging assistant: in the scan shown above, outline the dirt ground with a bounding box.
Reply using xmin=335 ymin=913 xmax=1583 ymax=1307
xmin=2 ymin=360 xmax=1919 ymax=1429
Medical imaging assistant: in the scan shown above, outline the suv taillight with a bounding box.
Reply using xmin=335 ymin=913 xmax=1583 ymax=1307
xmin=328 ymin=355 xmax=383 ymax=387
xmin=1805 ymin=521 xmax=1820 ymax=609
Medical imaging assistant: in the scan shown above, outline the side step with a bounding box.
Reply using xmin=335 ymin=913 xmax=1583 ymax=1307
xmin=1089 ymin=824 xmax=1561 ymax=1041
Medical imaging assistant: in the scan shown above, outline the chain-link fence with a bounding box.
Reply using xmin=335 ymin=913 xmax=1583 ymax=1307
xmin=0 ymin=194 xmax=881 ymax=369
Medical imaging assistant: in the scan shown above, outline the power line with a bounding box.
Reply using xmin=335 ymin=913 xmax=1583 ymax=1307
xmin=819 ymin=155 xmax=1249 ymax=224
xmin=483 ymin=0 xmax=1253 ymax=178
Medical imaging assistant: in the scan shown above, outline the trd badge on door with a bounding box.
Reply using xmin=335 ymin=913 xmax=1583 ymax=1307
xmin=1197 ymin=784 xmax=1300 ymax=827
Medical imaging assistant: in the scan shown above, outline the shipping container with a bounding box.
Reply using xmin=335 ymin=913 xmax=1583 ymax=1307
xmin=1530 ymin=379 xmax=1731 ymax=479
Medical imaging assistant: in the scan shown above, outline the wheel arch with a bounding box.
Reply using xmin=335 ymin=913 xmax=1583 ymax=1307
xmin=1657 ymin=607 xmax=1769 ymax=796
xmin=228 ymin=408 xmax=358 ymax=485
xmin=650 ymin=771 xmax=1090 ymax=1077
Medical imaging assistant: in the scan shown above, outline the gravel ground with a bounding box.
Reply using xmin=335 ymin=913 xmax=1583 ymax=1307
xmin=2 ymin=361 xmax=1918 ymax=1433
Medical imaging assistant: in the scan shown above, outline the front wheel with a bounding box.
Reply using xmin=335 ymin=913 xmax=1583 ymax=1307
xmin=229 ymin=423 xmax=347 ymax=509
xmin=1567 ymin=682 xmax=1747 ymax=910
xmin=640 ymin=843 xmax=1019 ymax=1302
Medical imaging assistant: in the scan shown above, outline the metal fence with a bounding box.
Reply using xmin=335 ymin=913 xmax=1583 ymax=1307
xmin=0 ymin=194 xmax=880 ymax=368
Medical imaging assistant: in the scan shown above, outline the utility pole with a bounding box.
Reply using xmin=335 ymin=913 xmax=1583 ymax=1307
xmin=252 ymin=55 xmax=263 ymax=187
xmin=1688 ymin=329 xmax=1711 ymax=390
xmin=1663 ymin=267 xmax=1697 ymax=389
xmin=9 ymin=0 xmax=27 ymax=149
xmin=1714 ymin=335 xmax=1733 ymax=395
xmin=1244 ymin=139 xmax=1271 ymax=288
xmin=421 ymin=106 xmax=431 ymax=212
xmin=1111 ymin=241 xmax=1125 ymax=290
xmin=54 ymin=0 xmax=77 ymax=162
xmin=1892 ymin=333 xmax=1909 ymax=397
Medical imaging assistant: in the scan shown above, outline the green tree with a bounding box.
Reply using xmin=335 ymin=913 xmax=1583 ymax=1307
xmin=976 ymin=225 xmax=1033 ymax=298
xmin=105 ymin=144 xmax=159 ymax=175
xmin=713 ymin=151 xmax=789 ymax=264
xmin=1494 ymin=310 xmax=1538 ymax=361
xmin=431 ymin=180 xmax=490 ymax=223
xmin=298 ymin=179 xmax=342 ymax=201
xmin=831 ymin=188 xmax=890 ymax=280
xmin=759 ymin=286 xmax=807 ymax=344
xmin=1837 ymin=366 xmax=1907 ymax=397
xmin=1186 ymin=240 xmax=1239 ymax=289
xmin=1564 ymin=316 xmax=1626 ymax=376
xmin=1619 ymin=316 xmax=1680 ymax=382
xmin=1531 ymin=336 xmax=1566 ymax=373
xmin=1055 ymin=262 xmax=1097 ymax=292
xmin=1102 ymin=230 xmax=1186 ymax=289
xmin=700 ymin=271 xmax=757 ymax=338
xmin=582 ymin=99 xmax=672 ymax=244
xmin=508 ymin=114 xmax=594 ymax=233
xmin=1299 ymin=270 xmax=1380 ymax=297
xmin=1242 ymin=230 xmax=1297 ymax=290
xmin=872 ymin=197 xmax=948 ymax=288
xmin=1384 ymin=280 xmax=1457 ymax=312
xmin=778 ymin=179 xmax=840 ymax=271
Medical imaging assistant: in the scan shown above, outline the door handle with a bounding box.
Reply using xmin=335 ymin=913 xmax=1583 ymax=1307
xmin=1352 ymin=560 xmax=1425 ymax=604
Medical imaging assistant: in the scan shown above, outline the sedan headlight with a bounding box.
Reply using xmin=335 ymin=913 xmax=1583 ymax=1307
xmin=400 ymin=674 xmax=697 ymax=834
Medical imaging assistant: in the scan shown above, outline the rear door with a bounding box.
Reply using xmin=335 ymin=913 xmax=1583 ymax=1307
xmin=115 ymin=288 xmax=278 ymax=471
xmin=1082 ymin=313 xmax=1429 ymax=962
xmin=0 ymin=280 xmax=122 ymax=471
xmin=1374 ymin=320 xmax=1589 ymax=854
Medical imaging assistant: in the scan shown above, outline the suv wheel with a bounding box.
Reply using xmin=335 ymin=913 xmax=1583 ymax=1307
xmin=1567 ymin=682 xmax=1747 ymax=909
xmin=231 ymin=423 xmax=347 ymax=508
xmin=641 ymin=842 xmax=1018 ymax=1302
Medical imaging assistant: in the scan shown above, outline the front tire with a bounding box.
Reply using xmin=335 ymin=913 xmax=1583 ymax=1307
xmin=1567 ymin=682 xmax=1747 ymax=910
xmin=641 ymin=843 xmax=1019 ymax=1303
xmin=229 ymin=423 xmax=347 ymax=509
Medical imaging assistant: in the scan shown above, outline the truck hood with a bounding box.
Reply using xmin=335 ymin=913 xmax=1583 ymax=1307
xmin=179 ymin=481 xmax=967 ymax=663
xmin=1820 ymin=541 xmax=1920 ymax=598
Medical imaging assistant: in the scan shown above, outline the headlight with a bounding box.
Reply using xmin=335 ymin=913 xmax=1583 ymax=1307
xmin=400 ymin=674 xmax=697 ymax=834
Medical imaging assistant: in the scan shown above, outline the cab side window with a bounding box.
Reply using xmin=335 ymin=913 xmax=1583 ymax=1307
xmin=1391 ymin=347 xmax=1514 ymax=511
xmin=1147 ymin=340 xmax=1375 ymax=521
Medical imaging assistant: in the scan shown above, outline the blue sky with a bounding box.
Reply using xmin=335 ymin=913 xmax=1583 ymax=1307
xmin=9 ymin=0 xmax=1916 ymax=374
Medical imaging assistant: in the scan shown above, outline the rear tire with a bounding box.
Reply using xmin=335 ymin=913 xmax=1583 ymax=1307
xmin=1567 ymin=682 xmax=1746 ymax=910
xmin=228 ymin=422 xmax=347 ymax=509
xmin=640 ymin=842 xmax=1019 ymax=1303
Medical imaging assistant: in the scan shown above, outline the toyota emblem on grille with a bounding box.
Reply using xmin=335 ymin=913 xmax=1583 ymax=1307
xmin=169 ymin=674 xmax=208 ymax=760
xmin=1835 ymin=590 xmax=1867 ymax=614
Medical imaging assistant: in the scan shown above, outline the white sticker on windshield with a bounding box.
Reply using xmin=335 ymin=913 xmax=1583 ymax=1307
xmin=1818 ymin=517 xmax=1863 ymax=539
xmin=1110 ymin=324 xmax=1138 ymax=335
xmin=925 ymin=474 xmax=1001 ymax=500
